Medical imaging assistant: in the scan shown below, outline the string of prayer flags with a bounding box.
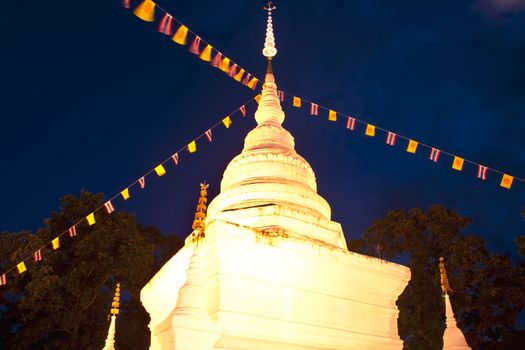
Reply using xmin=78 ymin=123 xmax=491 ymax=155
xmin=477 ymin=165 xmax=488 ymax=181
xmin=138 ymin=176 xmax=146 ymax=189
xmin=121 ymin=188 xmax=130 ymax=200
xmin=0 ymin=274 xmax=6 ymax=286
xmin=69 ymin=226 xmax=77 ymax=237
xmin=172 ymin=153 xmax=179 ymax=165
xmin=222 ymin=116 xmax=232 ymax=128
xmin=187 ymin=141 xmax=197 ymax=153
xmin=346 ymin=117 xmax=356 ymax=131
xmin=189 ymin=36 xmax=201 ymax=55
xmin=87 ymin=212 xmax=96 ymax=226
xmin=386 ymin=132 xmax=396 ymax=145
xmin=365 ymin=124 xmax=376 ymax=137
xmin=501 ymin=174 xmax=513 ymax=189
xmin=452 ymin=156 xmax=464 ymax=171
xmin=51 ymin=238 xmax=60 ymax=250
xmin=104 ymin=201 xmax=115 ymax=214
xmin=134 ymin=0 xmax=156 ymax=22
xmin=34 ymin=250 xmax=42 ymax=262
xmin=172 ymin=25 xmax=188 ymax=45
xmin=328 ymin=110 xmax=337 ymax=122
xmin=17 ymin=262 xmax=26 ymax=274
xmin=199 ymin=44 xmax=212 ymax=62
xmin=407 ymin=140 xmax=418 ymax=153
xmin=205 ymin=129 xmax=213 ymax=142
xmin=158 ymin=13 xmax=173 ymax=35
xmin=293 ymin=97 xmax=301 ymax=107
xmin=154 ymin=164 xmax=166 ymax=177
xmin=430 ymin=148 xmax=441 ymax=162
xmin=310 ymin=103 xmax=319 ymax=116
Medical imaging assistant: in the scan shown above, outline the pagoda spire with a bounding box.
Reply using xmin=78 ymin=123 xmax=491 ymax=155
xmin=190 ymin=182 xmax=209 ymax=244
xmin=102 ymin=282 xmax=121 ymax=350
xmin=439 ymin=258 xmax=471 ymax=350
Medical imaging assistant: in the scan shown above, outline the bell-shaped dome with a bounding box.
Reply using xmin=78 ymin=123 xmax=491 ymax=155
xmin=207 ymin=67 xmax=332 ymax=221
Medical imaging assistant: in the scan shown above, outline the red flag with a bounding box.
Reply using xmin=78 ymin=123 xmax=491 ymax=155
xmin=346 ymin=117 xmax=356 ymax=130
xmin=68 ymin=226 xmax=77 ymax=237
xmin=385 ymin=132 xmax=396 ymax=145
xmin=310 ymin=103 xmax=319 ymax=116
xmin=477 ymin=165 xmax=488 ymax=180
xmin=34 ymin=250 xmax=42 ymax=262
xmin=122 ymin=0 xmax=131 ymax=9
xmin=211 ymin=52 xmax=222 ymax=68
xmin=0 ymin=274 xmax=6 ymax=286
xmin=242 ymin=73 xmax=251 ymax=86
xmin=189 ymin=36 xmax=201 ymax=55
xmin=430 ymin=148 xmax=440 ymax=162
xmin=172 ymin=153 xmax=179 ymax=165
xmin=158 ymin=13 xmax=173 ymax=35
xmin=138 ymin=176 xmax=146 ymax=189
xmin=228 ymin=64 xmax=238 ymax=77
xmin=278 ymin=90 xmax=284 ymax=102
xmin=205 ymin=129 xmax=213 ymax=142
xmin=239 ymin=105 xmax=246 ymax=117
xmin=104 ymin=201 xmax=115 ymax=214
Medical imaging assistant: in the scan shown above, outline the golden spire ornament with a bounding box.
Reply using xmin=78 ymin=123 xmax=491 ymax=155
xmin=102 ymin=282 xmax=120 ymax=350
xmin=439 ymin=257 xmax=452 ymax=295
xmin=190 ymin=182 xmax=210 ymax=243
xmin=262 ymin=1 xmax=277 ymax=60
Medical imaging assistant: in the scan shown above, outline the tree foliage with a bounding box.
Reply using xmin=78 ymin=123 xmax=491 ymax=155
xmin=348 ymin=205 xmax=525 ymax=350
xmin=0 ymin=191 xmax=183 ymax=349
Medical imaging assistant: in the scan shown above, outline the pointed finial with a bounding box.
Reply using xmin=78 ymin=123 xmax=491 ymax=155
xmin=109 ymin=282 xmax=120 ymax=317
xmin=262 ymin=1 xmax=277 ymax=59
xmin=439 ymin=257 xmax=452 ymax=295
xmin=191 ymin=182 xmax=209 ymax=236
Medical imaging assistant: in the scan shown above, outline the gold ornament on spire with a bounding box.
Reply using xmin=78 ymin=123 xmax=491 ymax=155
xmin=191 ymin=182 xmax=210 ymax=242
xmin=262 ymin=1 xmax=277 ymax=59
xmin=439 ymin=257 xmax=452 ymax=295
xmin=109 ymin=282 xmax=120 ymax=317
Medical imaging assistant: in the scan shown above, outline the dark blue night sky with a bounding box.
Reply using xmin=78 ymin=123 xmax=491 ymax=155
xmin=1 ymin=1 xmax=524 ymax=259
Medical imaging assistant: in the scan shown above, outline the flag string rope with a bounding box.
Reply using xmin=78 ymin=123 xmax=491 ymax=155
xmin=276 ymin=89 xmax=524 ymax=187
xmin=0 ymin=95 xmax=257 ymax=284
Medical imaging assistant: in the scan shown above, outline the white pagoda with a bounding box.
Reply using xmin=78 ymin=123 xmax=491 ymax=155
xmin=141 ymin=5 xmax=411 ymax=349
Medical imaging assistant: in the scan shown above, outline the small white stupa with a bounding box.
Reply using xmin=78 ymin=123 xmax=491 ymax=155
xmin=439 ymin=257 xmax=472 ymax=350
xmin=102 ymin=283 xmax=121 ymax=350
xmin=141 ymin=3 xmax=411 ymax=349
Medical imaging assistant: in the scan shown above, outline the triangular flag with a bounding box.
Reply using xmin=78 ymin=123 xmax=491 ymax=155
xmin=154 ymin=164 xmax=166 ymax=177
xmin=138 ymin=176 xmax=146 ymax=189
xmin=242 ymin=73 xmax=252 ymax=86
xmin=239 ymin=105 xmax=246 ymax=117
xmin=219 ymin=57 xmax=230 ymax=72
xmin=34 ymin=250 xmax=42 ymax=262
xmin=68 ymin=226 xmax=77 ymax=237
xmin=228 ymin=64 xmax=238 ymax=77
xmin=122 ymin=0 xmax=131 ymax=9
xmin=189 ymin=36 xmax=201 ymax=55
xmin=222 ymin=116 xmax=232 ymax=128
xmin=158 ymin=13 xmax=173 ymax=35
xmin=205 ymin=129 xmax=213 ymax=142
xmin=104 ymin=201 xmax=115 ymax=214
xmin=247 ymin=78 xmax=258 ymax=90
xmin=172 ymin=25 xmax=188 ymax=45
xmin=293 ymin=97 xmax=301 ymax=107
xmin=17 ymin=262 xmax=27 ymax=274
xmin=133 ymin=0 xmax=156 ymax=22
xmin=500 ymin=174 xmax=514 ymax=189
xmin=199 ymin=44 xmax=212 ymax=61
xmin=121 ymin=188 xmax=130 ymax=200
xmin=452 ymin=156 xmax=464 ymax=171
xmin=328 ymin=110 xmax=337 ymax=122
xmin=407 ymin=140 xmax=418 ymax=153
xmin=0 ymin=274 xmax=6 ymax=286
xmin=187 ymin=141 xmax=197 ymax=153
xmin=365 ymin=124 xmax=376 ymax=137
xmin=255 ymin=94 xmax=261 ymax=104
xmin=87 ymin=212 xmax=96 ymax=226
xmin=211 ymin=52 xmax=222 ymax=68
xmin=172 ymin=153 xmax=179 ymax=165
xmin=51 ymin=237 xmax=60 ymax=250
xmin=234 ymin=68 xmax=245 ymax=82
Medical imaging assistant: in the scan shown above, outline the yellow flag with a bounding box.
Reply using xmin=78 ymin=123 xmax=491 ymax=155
xmin=255 ymin=94 xmax=261 ymax=104
xmin=500 ymin=174 xmax=514 ymax=189
xmin=222 ymin=116 xmax=232 ymax=128
xmin=52 ymin=237 xmax=60 ymax=250
xmin=199 ymin=44 xmax=212 ymax=61
xmin=328 ymin=110 xmax=337 ymax=122
xmin=407 ymin=140 xmax=418 ymax=153
xmin=133 ymin=0 xmax=156 ymax=22
xmin=87 ymin=212 xmax=96 ymax=226
xmin=233 ymin=68 xmax=245 ymax=82
xmin=452 ymin=156 xmax=464 ymax=171
xmin=121 ymin=188 xmax=130 ymax=200
xmin=154 ymin=164 xmax=166 ymax=177
xmin=17 ymin=262 xmax=27 ymax=274
xmin=293 ymin=97 xmax=301 ymax=107
xmin=365 ymin=124 xmax=376 ymax=137
xmin=247 ymin=77 xmax=258 ymax=90
xmin=219 ymin=57 xmax=230 ymax=72
xmin=187 ymin=140 xmax=197 ymax=153
xmin=172 ymin=25 xmax=188 ymax=45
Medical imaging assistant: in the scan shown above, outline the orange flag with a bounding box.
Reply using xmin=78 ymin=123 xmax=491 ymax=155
xmin=255 ymin=94 xmax=261 ymax=104
xmin=293 ymin=97 xmax=301 ymax=107
xmin=199 ymin=44 xmax=212 ymax=61
xmin=328 ymin=110 xmax=337 ymax=122
xmin=172 ymin=25 xmax=188 ymax=45
xmin=407 ymin=140 xmax=418 ymax=153
xmin=234 ymin=68 xmax=245 ymax=82
xmin=452 ymin=156 xmax=464 ymax=171
xmin=219 ymin=57 xmax=230 ymax=72
xmin=133 ymin=0 xmax=156 ymax=22
xmin=365 ymin=124 xmax=376 ymax=137
xmin=500 ymin=174 xmax=514 ymax=189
